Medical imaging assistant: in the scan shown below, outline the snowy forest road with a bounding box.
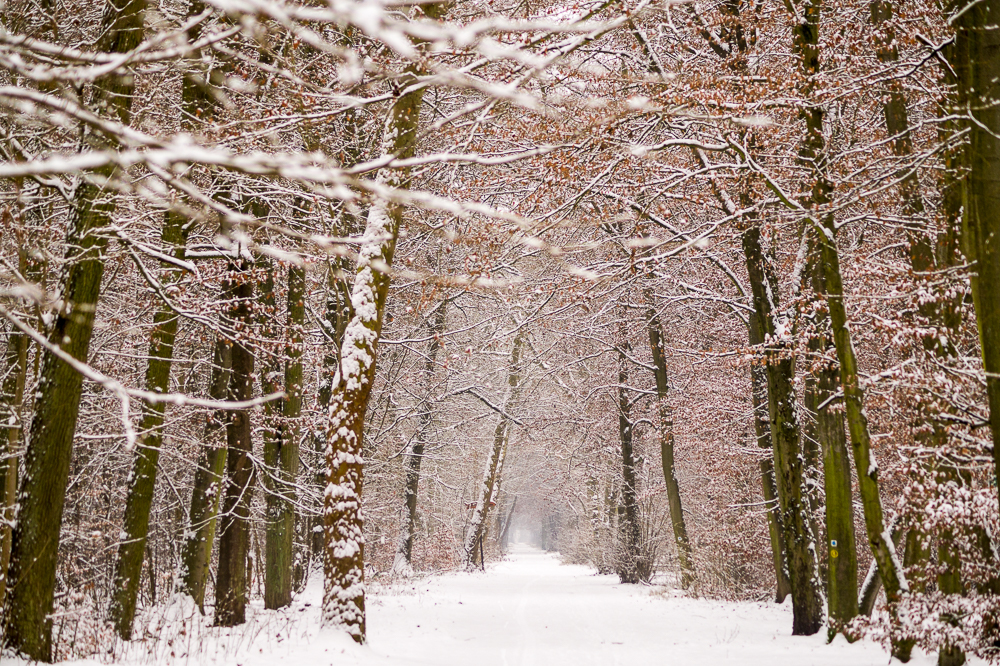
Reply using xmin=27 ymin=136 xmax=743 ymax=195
xmin=78 ymin=545 xmax=979 ymax=666
xmin=362 ymin=544 xmax=961 ymax=666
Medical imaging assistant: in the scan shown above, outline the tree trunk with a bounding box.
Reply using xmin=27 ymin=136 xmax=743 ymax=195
xmin=870 ymin=5 xmax=969 ymax=660
xmin=800 ymin=231 xmax=859 ymax=630
xmin=643 ymin=289 xmax=694 ymax=588
xmin=263 ymin=263 xmax=305 ymax=608
xmin=312 ymin=260 xmax=354 ymax=565
xmin=948 ymin=0 xmax=1000 ymax=516
xmin=742 ymin=223 xmax=823 ymax=635
xmin=392 ymin=300 xmax=447 ymax=575
xmin=1 ymin=1 xmax=144 ymax=658
xmin=179 ymin=321 xmax=233 ymax=610
xmin=0 ymin=314 xmax=27 ymax=611
xmin=112 ymin=0 xmax=221 ymax=634
xmin=748 ymin=309 xmax=792 ymax=603
xmin=0 ymin=234 xmax=32 ymax=613
xmin=213 ymin=262 xmax=255 ymax=627
xmin=108 ymin=206 xmax=190 ymax=639
xmin=789 ymin=0 xmax=867 ymax=636
xmin=321 ymin=3 xmax=447 ymax=642
xmin=464 ymin=332 xmax=523 ymax=570
xmin=817 ymin=215 xmax=909 ymax=658
xmin=614 ymin=323 xmax=644 ymax=584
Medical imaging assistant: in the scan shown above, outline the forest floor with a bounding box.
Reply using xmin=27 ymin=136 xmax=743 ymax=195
xmin=9 ymin=544 xmax=980 ymax=666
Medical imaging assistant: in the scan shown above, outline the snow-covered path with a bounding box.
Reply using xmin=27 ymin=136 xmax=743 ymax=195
xmin=20 ymin=544 xmax=980 ymax=666
xmin=365 ymin=544 xmax=959 ymax=666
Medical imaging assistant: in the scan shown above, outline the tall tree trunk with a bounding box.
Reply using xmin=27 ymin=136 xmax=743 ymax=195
xmin=614 ymin=317 xmax=644 ymax=584
xmin=0 ymin=237 xmax=32 ymax=612
xmin=312 ymin=260 xmax=353 ymax=564
xmin=464 ymin=331 xmax=524 ymax=570
xmin=800 ymin=232 xmax=859 ymax=631
xmin=789 ymin=0 xmax=866 ymax=635
xmin=321 ymin=3 xmax=447 ymax=642
xmin=643 ymin=288 xmax=694 ymax=588
xmin=108 ymin=207 xmax=190 ymax=639
xmin=0 ymin=314 xmax=27 ymax=611
xmin=1 ymin=1 xmax=145 ymax=659
xmin=816 ymin=215 xmax=910 ymax=658
xmin=948 ymin=0 xmax=1000 ymax=518
xmin=109 ymin=0 xmax=217 ymax=635
xmin=178 ymin=315 xmax=233 ymax=610
xmin=871 ymin=5 xmax=970 ymax=660
xmin=213 ymin=261 xmax=255 ymax=627
xmin=264 ymin=263 xmax=305 ymax=608
xmin=392 ymin=300 xmax=447 ymax=575
xmin=280 ymin=263 xmax=305 ymax=594
xmin=695 ymin=143 xmax=793 ymax=603
xmin=742 ymin=223 xmax=824 ymax=635
xmin=748 ymin=309 xmax=792 ymax=603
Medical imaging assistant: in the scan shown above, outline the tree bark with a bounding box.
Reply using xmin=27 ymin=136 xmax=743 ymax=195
xmin=213 ymin=262 xmax=255 ymax=627
xmin=817 ymin=215 xmax=910 ymax=658
xmin=742 ymin=223 xmax=824 ymax=635
xmin=464 ymin=331 xmax=523 ymax=570
xmin=321 ymin=4 xmax=448 ymax=641
xmin=613 ymin=313 xmax=645 ymax=584
xmin=178 ymin=316 xmax=233 ymax=610
xmin=0 ymin=315 xmax=27 ymax=612
xmin=108 ymin=206 xmax=190 ymax=639
xmin=312 ymin=260 xmax=354 ymax=564
xmin=643 ymin=289 xmax=694 ymax=588
xmin=748 ymin=309 xmax=792 ymax=603
xmin=948 ymin=0 xmax=1000 ymax=516
xmin=264 ymin=263 xmax=305 ymax=608
xmin=800 ymin=231 xmax=859 ymax=630
xmin=788 ymin=0 xmax=867 ymax=635
xmin=1 ymin=1 xmax=145 ymax=658
xmin=392 ymin=300 xmax=447 ymax=575
xmin=871 ymin=5 xmax=969 ymax=659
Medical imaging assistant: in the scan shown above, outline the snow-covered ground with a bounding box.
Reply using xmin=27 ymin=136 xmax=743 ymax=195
xmin=7 ymin=544 xmax=981 ymax=666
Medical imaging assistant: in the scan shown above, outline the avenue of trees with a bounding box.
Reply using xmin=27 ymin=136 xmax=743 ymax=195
xmin=0 ymin=0 xmax=999 ymax=663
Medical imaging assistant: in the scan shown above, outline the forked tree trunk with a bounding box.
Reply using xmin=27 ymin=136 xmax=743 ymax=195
xmin=213 ymin=262 xmax=255 ymax=627
xmin=392 ymin=300 xmax=447 ymax=575
xmin=642 ymin=289 xmax=694 ymax=588
xmin=742 ymin=223 xmax=823 ymax=635
xmin=1 ymin=1 xmax=145 ymax=659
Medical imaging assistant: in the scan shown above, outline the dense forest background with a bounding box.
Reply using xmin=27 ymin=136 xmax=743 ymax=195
xmin=1 ymin=0 xmax=999 ymax=663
